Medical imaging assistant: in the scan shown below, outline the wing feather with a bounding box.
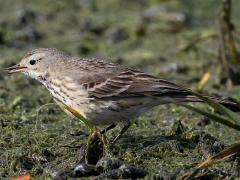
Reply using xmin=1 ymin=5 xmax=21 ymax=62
xmin=88 ymin=71 xmax=134 ymax=98
xmin=87 ymin=70 xmax=190 ymax=98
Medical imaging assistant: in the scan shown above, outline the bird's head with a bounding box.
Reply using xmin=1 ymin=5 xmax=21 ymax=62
xmin=6 ymin=48 xmax=64 ymax=79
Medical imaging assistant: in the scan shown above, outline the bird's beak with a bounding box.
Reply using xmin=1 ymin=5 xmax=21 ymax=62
xmin=5 ymin=64 xmax=27 ymax=74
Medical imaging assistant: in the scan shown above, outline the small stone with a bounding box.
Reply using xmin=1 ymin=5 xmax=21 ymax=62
xmin=16 ymin=9 xmax=37 ymax=26
xmin=197 ymin=116 xmax=211 ymax=126
xmin=96 ymin=157 xmax=124 ymax=171
xmin=73 ymin=163 xmax=100 ymax=177
xmin=105 ymin=27 xmax=129 ymax=43
xmin=53 ymin=170 xmax=69 ymax=180
xmin=119 ymin=164 xmax=147 ymax=179
xmin=167 ymin=63 xmax=189 ymax=74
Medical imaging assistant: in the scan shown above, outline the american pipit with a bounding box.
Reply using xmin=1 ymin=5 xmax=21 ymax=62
xmin=6 ymin=48 xmax=240 ymax=143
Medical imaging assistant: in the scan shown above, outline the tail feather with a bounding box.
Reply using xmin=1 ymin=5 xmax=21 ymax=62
xmin=207 ymin=96 xmax=240 ymax=112
xmin=156 ymin=91 xmax=240 ymax=112
xmin=184 ymin=94 xmax=240 ymax=112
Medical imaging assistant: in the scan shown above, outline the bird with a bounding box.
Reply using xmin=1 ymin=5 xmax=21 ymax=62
xmin=6 ymin=48 xmax=240 ymax=144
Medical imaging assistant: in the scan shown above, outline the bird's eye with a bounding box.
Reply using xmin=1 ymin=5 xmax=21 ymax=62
xmin=29 ymin=60 xmax=36 ymax=65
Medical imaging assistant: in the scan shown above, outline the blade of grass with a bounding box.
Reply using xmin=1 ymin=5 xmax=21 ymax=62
xmin=54 ymin=98 xmax=94 ymax=129
xmin=197 ymin=72 xmax=211 ymax=91
xmin=192 ymin=92 xmax=240 ymax=123
xmin=176 ymin=102 xmax=240 ymax=131
xmin=183 ymin=142 xmax=240 ymax=180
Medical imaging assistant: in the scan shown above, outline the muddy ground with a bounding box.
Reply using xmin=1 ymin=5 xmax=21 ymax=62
xmin=1 ymin=0 xmax=240 ymax=179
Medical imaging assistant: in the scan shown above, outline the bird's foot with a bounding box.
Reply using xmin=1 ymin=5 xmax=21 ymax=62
xmin=100 ymin=124 xmax=116 ymax=134
xmin=110 ymin=121 xmax=131 ymax=144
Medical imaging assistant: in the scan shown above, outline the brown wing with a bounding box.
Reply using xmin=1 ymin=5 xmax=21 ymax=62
xmin=88 ymin=71 xmax=134 ymax=98
xmin=52 ymin=57 xmax=190 ymax=98
xmin=86 ymin=70 xmax=190 ymax=98
xmin=125 ymin=71 xmax=190 ymax=96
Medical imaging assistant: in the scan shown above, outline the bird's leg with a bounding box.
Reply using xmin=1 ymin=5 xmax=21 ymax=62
xmin=111 ymin=121 xmax=131 ymax=144
xmin=100 ymin=124 xmax=116 ymax=134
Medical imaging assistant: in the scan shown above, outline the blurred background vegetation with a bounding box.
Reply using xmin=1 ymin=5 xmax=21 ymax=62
xmin=1 ymin=0 xmax=240 ymax=179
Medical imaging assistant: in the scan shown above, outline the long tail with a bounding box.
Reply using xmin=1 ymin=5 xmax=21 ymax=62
xmin=171 ymin=92 xmax=240 ymax=112
xmin=141 ymin=78 xmax=240 ymax=111
xmin=203 ymin=96 xmax=240 ymax=112
xmin=152 ymin=88 xmax=240 ymax=111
